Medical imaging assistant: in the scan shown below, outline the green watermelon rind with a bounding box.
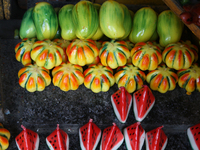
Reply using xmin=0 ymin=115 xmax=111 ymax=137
xmin=123 ymin=124 xmax=145 ymax=150
xmin=187 ymin=126 xmax=200 ymax=150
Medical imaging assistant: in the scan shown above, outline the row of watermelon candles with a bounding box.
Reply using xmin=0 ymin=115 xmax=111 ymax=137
xmin=14 ymin=85 xmax=200 ymax=150
xmin=15 ymin=120 xmax=200 ymax=150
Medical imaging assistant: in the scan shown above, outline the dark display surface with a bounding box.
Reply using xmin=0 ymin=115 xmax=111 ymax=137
xmin=0 ymin=39 xmax=199 ymax=149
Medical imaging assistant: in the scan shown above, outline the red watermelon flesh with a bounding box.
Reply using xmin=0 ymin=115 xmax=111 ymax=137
xmin=187 ymin=123 xmax=200 ymax=150
xmin=46 ymin=124 xmax=69 ymax=150
xmin=124 ymin=122 xmax=145 ymax=150
xmin=100 ymin=123 xmax=124 ymax=150
xmin=145 ymin=126 xmax=168 ymax=150
xmin=111 ymin=87 xmax=132 ymax=123
xmin=15 ymin=125 xmax=39 ymax=150
xmin=79 ymin=119 xmax=101 ymax=150
xmin=133 ymin=85 xmax=155 ymax=122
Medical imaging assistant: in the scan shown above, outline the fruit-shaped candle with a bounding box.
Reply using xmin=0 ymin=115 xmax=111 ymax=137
xmin=111 ymin=87 xmax=132 ymax=123
xmin=178 ymin=63 xmax=200 ymax=95
xmin=124 ymin=122 xmax=145 ymax=150
xmin=100 ymin=1 xmax=125 ymax=39
xmin=15 ymin=38 xmax=37 ymax=65
xmin=180 ymin=40 xmax=198 ymax=62
xmin=115 ymin=64 xmax=146 ymax=93
xmin=79 ymin=119 xmax=101 ymax=150
xmin=84 ymin=63 xmax=115 ymax=93
xmin=52 ymin=62 xmax=84 ymax=92
xmin=18 ymin=64 xmax=51 ymax=92
xmin=31 ymin=39 xmax=63 ymax=69
xmin=145 ymin=126 xmax=168 ymax=150
xmin=100 ymin=123 xmax=124 ymax=150
xmin=53 ymin=39 xmax=70 ymax=63
xmin=66 ymin=39 xmax=99 ymax=66
xmin=125 ymin=40 xmax=134 ymax=64
xmin=133 ymin=85 xmax=155 ymax=122
xmin=129 ymin=7 xmax=157 ymax=43
xmin=72 ymin=1 xmax=99 ymax=39
xmin=59 ymin=4 xmax=76 ymax=41
xmin=147 ymin=64 xmax=178 ymax=93
xmin=46 ymin=124 xmax=69 ymax=150
xmin=15 ymin=125 xmax=39 ymax=150
xmin=131 ymin=41 xmax=162 ymax=71
xmin=91 ymin=3 xmax=104 ymax=41
xmin=0 ymin=123 xmax=10 ymax=150
xmin=32 ymin=2 xmax=58 ymax=40
xmin=162 ymin=42 xmax=195 ymax=70
xmin=157 ymin=10 xmax=183 ymax=47
xmin=99 ymin=40 xmax=130 ymax=69
xmin=187 ymin=123 xmax=200 ymax=150
xmin=118 ymin=4 xmax=132 ymax=40
xmin=19 ymin=7 xmax=36 ymax=39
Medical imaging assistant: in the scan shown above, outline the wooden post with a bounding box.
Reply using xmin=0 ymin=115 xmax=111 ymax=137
xmin=163 ymin=0 xmax=200 ymax=40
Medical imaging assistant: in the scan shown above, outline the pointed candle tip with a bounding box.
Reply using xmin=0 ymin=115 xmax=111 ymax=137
xmin=21 ymin=125 xmax=26 ymax=131
xmin=57 ymin=124 xmax=60 ymax=130
xmin=112 ymin=123 xmax=116 ymax=126
xmin=89 ymin=119 xmax=93 ymax=122
xmin=136 ymin=122 xmax=141 ymax=125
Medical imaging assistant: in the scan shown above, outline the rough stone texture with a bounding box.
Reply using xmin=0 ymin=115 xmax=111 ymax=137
xmin=0 ymin=39 xmax=199 ymax=150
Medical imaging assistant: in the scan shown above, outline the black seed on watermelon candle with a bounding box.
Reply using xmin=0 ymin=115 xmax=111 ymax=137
xmin=194 ymin=133 xmax=196 ymax=136
xmin=114 ymin=97 xmax=116 ymax=99
xmin=192 ymin=128 xmax=194 ymax=130
xmin=55 ymin=147 xmax=57 ymax=149
xmin=196 ymin=127 xmax=199 ymax=129
xmin=196 ymin=138 xmax=198 ymax=141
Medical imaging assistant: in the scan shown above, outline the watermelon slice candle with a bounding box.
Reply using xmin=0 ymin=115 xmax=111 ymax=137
xmin=111 ymin=87 xmax=132 ymax=123
xmin=133 ymin=85 xmax=155 ymax=122
xmin=187 ymin=123 xmax=200 ymax=150
xmin=145 ymin=126 xmax=168 ymax=150
xmin=124 ymin=122 xmax=145 ymax=150
xmin=100 ymin=123 xmax=124 ymax=150
xmin=46 ymin=124 xmax=69 ymax=150
xmin=79 ymin=119 xmax=101 ymax=150
xmin=15 ymin=125 xmax=39 ymax=150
